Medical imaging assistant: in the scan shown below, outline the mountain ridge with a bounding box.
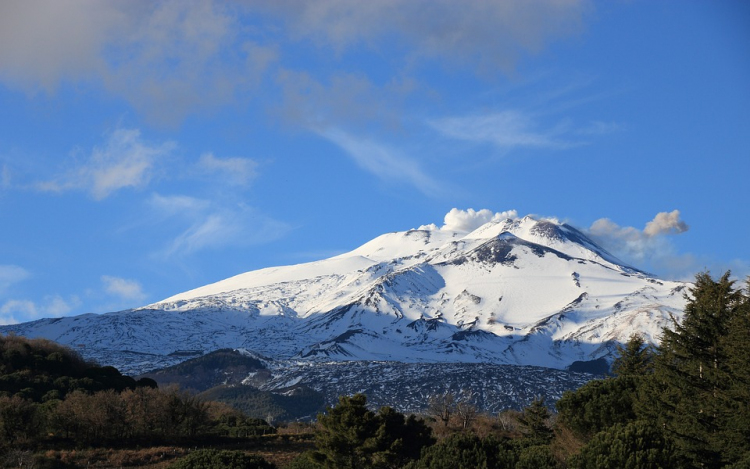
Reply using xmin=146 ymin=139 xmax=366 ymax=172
xmin=0 ymin=214 xmax=687 ymax=375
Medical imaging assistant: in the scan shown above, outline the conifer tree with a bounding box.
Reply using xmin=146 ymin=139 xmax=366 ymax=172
xmin=570 ymin=420 xmax=676 ymax=469
xmin=718 ymin=278 xmax=750 ymax=464
xmin=612 ymin=334 xmax=654 ymax=377
xmin=517 ymin=397 xmax=554 ymax=445
xmin=315 ymin=394 xmax=433 ymax=469
xmin=315 ymin=394 xmax=378 ymax=469
xmin=648 ymin=271 xmax=742 ymax=468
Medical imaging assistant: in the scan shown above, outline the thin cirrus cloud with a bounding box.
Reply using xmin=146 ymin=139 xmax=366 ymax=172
xmin=0 ymin=295 xmax=79 ymax=325
xmin=149 ymin=193 xmax=292 ymax=258
xmin=319 ymin=128 xmax=443 ymax=196
xmin=198 ymin=153 xmax=258 ymax=186
xmin=429 ymin=111 xmax=579 ymax=151
xmin=35 ymin=128 xmax=176 ymax=200
xmin=0 ymin=264 xmax=30 ymax=292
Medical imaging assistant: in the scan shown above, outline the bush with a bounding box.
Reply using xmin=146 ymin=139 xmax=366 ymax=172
xmin=168 ymin=449 xmax=275 ymax=469
xmin=569 ymin=421 xmax=677 ymax=469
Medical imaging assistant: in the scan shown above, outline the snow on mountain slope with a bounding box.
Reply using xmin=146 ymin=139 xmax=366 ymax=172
xmin=0 ymin=214 xmax=688 ymax=374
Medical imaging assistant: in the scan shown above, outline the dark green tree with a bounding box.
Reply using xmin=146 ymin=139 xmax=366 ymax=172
xmin=315 ymin=394 xmax=379 ymax=469
xmin=557 ymin=376 xmax=640 ymax=440
xmin=369 ymin=406 xmax=434 ymax=468
xmin=718 ymin=277 xmax=750 ymax=464
xmin=405 ymin=433 xmax=516 ymax=469
xmin=516 ymin=444 xmax=559 ymax=469
xmin=645 ymin=271 xmax=743 ymax=468
xmin=517 ymin=397 xmax=554 ymax=445
xmin=315 ymin=394 xmax=433 ymax=469
xmin=570 ymin=420 xmax=677 ymax=469
xmin=612 ymin=334 xmax=654 ymax=377
xmin=168 ymin=449 xmax=275 ymax=469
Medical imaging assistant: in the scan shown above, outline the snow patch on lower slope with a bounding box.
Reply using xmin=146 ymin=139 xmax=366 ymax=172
xmin=256 ymin=360 xmax=595 ymax=414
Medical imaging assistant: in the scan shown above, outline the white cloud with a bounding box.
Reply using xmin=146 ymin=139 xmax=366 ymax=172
xmin=198 ymin=153 xmax=258 ymax=186
xmin=36 ymin=128 xmax=176 ymax=199
xmin=0 ymin=295 xmax=79 ymax=325
xmin=320 ymin=128 xmax=442 ymax=196
xmin=101 ymin=275 xmax=146 ymax=302
xmin=149 ymin=193 xmax=291 ymax=258
xmin=587 ymin=210 xmax=691 ymax=272
xmin=0 ymin=265 xmax=30 ymax=292
xmin=149 ymin=193 xmax=211 ymax=215
xmin=429 ymin=111 xmax=578 ymax=150
xmin=0 ymin=299 xmax=34 ymax=325
xmin=420 ymin=208 xmax=519 ymax=232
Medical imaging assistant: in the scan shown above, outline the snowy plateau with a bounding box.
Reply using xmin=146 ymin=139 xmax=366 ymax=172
xmin=1 ymin=215 xmax=688 ymax=410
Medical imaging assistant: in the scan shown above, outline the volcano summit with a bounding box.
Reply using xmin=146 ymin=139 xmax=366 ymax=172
xmin=1 ymin=214 xmax=687 ymax=375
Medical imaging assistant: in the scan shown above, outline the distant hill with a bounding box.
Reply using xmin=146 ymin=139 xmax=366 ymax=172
xmin=139 ymin=348 xmax=266 ymax=392
xmin=0 ymin=334 xmax=152 ymax=402
xmin=141 ymin=348 xmax=325 ymax=421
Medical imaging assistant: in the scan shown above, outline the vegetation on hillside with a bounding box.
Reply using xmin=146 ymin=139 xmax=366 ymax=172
xmin=1 ymin=270 xmax=748 ymax=468
xmin=143 ymin=348 xmax=326 ymax=422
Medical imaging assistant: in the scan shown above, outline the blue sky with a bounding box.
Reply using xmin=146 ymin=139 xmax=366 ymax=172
xmin=1 ymin=1 xmax=748 ymax=324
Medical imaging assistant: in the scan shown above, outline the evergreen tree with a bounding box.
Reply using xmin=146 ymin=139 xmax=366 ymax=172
xmin=516 ymin=445 xmax=559 ymax=469
xmin=315 ymin=394 xmax=433 ymax=469
xmin=517 ymin=397 xmax=554 ymax=445
xmin=556 ymin=376 xmax=639 ymax=440
xmin=570 ymin=420 xmax=677 ymax=469
xmin=718 ymin=277 xmax=750 ymax=464
xmin=315 ymin=394 xmax=378 ymax=469
xmin=405 ymin=433 xmax=517 ymax=469
xmin=612 ymin=334 xmax=654 ymax=377
xmin=646 ymin=271 xmax=743 ymax=468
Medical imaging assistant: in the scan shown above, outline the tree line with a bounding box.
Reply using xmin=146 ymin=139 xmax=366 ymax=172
xmin=288 ymin=271 xmax=750 ymax=468
xmin=1 ymin=270 xmax=748 ymax=468
xmin=0 ymin=335 xmax=274 ymax=450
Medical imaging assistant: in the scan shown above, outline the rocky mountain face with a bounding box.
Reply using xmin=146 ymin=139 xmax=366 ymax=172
xmin=0 ymin=215 xmax=687 ymax=380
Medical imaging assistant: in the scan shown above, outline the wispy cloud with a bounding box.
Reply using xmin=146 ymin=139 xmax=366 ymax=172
xmin=320 ymin=128 xmax=443 ymax=196
xmin=198 ymin=153 xmax=258 ymax=186
xmin=0 ymin=265 xmax=30 ymax=292
xmin=0 ymin=295 xmax=79 ymax=325
xmin=101 ymin=275 xmax=146 ymax=302
xmin=149 ymin=193 xmax=291 ymax=258
xmin=429 ymin=110 xmax=580 ymax=150
xmin=36 ymin=128 xmax=176 ymax=200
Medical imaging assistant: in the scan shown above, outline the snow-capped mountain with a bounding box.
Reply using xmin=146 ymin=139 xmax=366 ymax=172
xmin=0 ymin=215 xmax=687 ymax=375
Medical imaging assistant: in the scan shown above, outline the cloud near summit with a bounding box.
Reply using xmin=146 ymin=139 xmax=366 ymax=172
xmin=420 ymin=208 xmax=519 ymax=233
xmin=588 ymin=210 xmax=691 ymax=276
